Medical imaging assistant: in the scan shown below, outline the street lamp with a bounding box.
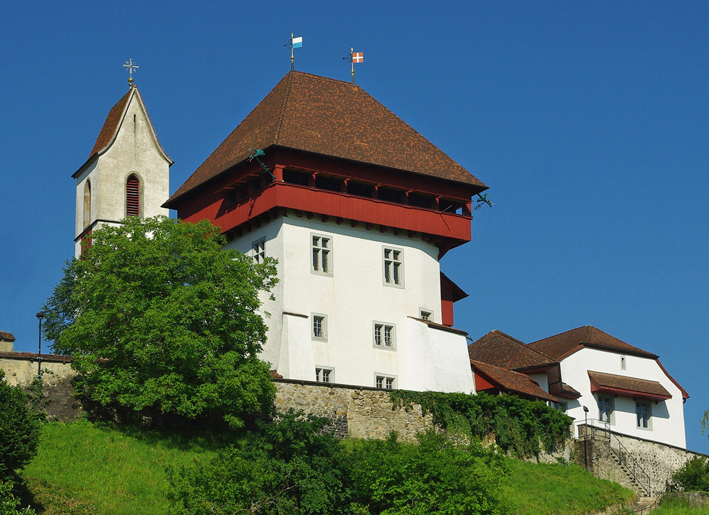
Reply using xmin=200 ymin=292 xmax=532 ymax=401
xmin=583 ymin=405 xmax=589 ymax=470
xmin=36 ymin=312 xmax=45 ymax=377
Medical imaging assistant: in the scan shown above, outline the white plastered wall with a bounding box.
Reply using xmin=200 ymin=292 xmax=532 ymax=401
xmin=561 ymin=347 xmax=686 ymax=448
xmin=226 ymin=214 xmax=474 ymax=393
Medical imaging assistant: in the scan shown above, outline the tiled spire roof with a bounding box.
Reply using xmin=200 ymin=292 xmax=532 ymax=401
xmin=168 ymin=71 xmax=486 ymax=204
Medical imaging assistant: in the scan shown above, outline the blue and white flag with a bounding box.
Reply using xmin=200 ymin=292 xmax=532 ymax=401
xmin=291 ymin=36 xmax=303 ymax=48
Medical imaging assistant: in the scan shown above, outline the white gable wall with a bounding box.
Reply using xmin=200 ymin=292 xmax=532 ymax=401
xmin=561 ymin=347 xmax=686 ymax=448
xmin=226 ymin=214 xmax=474 ymax=393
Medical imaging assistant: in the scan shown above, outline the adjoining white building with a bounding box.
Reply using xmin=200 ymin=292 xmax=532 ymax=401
xmin=529 ymin=326 xmax=688 ymax=448
xmin=77 ymin=71 xmax=485 ymax=394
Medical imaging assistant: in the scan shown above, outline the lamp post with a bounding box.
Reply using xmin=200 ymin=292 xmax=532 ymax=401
xmin=583 ymin=405 xmax=589 ymax=470
xmin=36 ymin=312 xmax=45 ymax=378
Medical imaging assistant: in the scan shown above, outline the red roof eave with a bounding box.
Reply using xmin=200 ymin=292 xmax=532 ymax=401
xmin=656 ymin=359 xmax=689 ymax=400
xmin=590 ymin=383 xmax=671 ymax=402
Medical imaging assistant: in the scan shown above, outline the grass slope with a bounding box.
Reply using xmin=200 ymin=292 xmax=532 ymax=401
xmin=22 ymin=421 xmax=222 ymax=514
xmin=501 ymin=459 xmax=635 ymax=515
xmin=21 ymin=421 xmax=634 ymax=514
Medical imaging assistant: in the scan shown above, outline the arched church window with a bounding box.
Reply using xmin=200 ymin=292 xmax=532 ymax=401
xmin=83 ymin=180 xmax=92 ymax=229
xmin=126 ymin=175 xmax=140 ymax=217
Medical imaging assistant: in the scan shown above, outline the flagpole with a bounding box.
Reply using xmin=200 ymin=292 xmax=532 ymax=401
xmin=351 ymin=47 xmax=355 ymax=84
xmin=291 ymin=33 xmax=295 ymax=71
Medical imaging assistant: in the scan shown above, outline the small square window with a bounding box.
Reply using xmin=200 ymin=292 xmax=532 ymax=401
xmin=252 ymin=238 xmax=265 ymax=263
xmin=312 ymin=234 xmax=333 ymax=275
xmin=373 ymin=323 xmax=396 ymax=349
xmin=383 ymin=247 xmax=403 ymax=287
xmin=419 ymin=309 xmax=433 ymax=321
xmin=316 ymin=367 xmax=334 ymax=383
xmin=312 ymin=314 xmax=328 ymax=341
xmin=375 ymin=375 xmax=396 ymax=390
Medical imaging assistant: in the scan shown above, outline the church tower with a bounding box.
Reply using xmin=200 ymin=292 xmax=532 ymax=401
xmin=73 ymin=81 xmax=172 ymax=257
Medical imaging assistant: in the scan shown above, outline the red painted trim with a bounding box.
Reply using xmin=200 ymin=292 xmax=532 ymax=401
xmin=167 ymin=146 xmax=483 ymax=209
xmin=474 ymin=371 xmax=497 ymax=391
xmin=656 ymin=359 xmax=689 ymax=400
xmin=179 ymin=182 xmax=472 ymax=245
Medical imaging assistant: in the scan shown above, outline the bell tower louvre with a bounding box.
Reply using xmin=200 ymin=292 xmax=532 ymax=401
xmin=165 ymin=71 xmax=487 ymax=392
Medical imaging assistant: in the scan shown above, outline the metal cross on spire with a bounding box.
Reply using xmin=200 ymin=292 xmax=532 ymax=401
xmin=123 ymin=59 xmax=139 ymax=88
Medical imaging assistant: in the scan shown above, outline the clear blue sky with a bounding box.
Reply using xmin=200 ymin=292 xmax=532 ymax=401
xmin=2 ymin=1 xmax=708 ymax=452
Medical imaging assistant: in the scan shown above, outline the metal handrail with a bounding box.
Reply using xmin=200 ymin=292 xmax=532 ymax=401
xmin=576 ymin=421 xmax=652 ymax=497
xmin=609 ymin=433 xmax=652 ymax=497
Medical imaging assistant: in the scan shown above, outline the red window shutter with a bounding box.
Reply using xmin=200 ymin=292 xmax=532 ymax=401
xmin=126 ymin=176 xmax=140 ymax=217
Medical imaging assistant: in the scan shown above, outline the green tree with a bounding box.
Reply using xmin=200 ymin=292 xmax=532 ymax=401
xmin=42 ymin=216 xmax=277 ymax=428
xmin=0 ymin=371 xmax=41 ymax=482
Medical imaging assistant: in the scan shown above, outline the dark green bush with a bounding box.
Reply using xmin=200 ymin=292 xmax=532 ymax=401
xmin=672 ymin=456 xmax=709 ymax=492
xmin=166 ymin=411 xmax=511 ymax=514
xmin=0 ymin=371 xmax=41 ymax=482
xmin=389 ymin=390 xmax=572 ymax=457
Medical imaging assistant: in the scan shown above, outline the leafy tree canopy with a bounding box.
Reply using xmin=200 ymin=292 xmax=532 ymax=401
xmin=43 ymin=216 xmax=278 ymax=428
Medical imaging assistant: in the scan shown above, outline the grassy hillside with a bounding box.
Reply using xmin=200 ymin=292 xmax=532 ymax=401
xmin=22 ymin=421 xmax=226 ymax=514
xmin=21 ymin=421 xmax=634 ymax=514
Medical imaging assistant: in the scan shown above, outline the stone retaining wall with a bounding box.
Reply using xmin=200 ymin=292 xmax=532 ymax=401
xmin=274 ymin=379 xmax=434 ymax=441
xmin=0 ymin=352 xmax=75 ymax=387
xmin=576 ymin=424 xmax=707 ymax=496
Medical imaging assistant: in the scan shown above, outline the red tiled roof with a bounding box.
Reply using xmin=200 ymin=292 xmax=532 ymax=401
xmin=588 ymin=371 xmax=672 ymax=401
xmin=168 ymin=71 xmax=487 ymax=204
xmin=551 ymin=382 xmax=581 ymax=399
xmin=468 ymin=330 xmax=557 ymax=371
xmin=471 ymin=359 xmax=558 ymax=403
xmin=89 ymin=89 xmax=131 ymax=158
xmin=0 ymin=331 xmax=15 ymax=341
xmin=528 ymin=326 xmax=657 ymax=360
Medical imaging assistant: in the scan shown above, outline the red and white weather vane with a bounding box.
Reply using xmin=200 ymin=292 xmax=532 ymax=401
xmin=344 ymin=47 xmax=364 ymax=84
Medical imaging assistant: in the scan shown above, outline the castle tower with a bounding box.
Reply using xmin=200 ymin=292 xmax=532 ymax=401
xmin=165 ymin=71 xmax=486 ymax=393
xmin=73 ymin=84 xmax=172 ymax=257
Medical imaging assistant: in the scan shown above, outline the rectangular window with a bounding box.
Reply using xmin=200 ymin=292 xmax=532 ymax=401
xmin=598 ymin=396 xmax=613 ymax=424
xmin=621 ymin=356 xmax=627 ymax=370
xmin=316 ymin=367 xmax=334 ymax=383
xmin=373 ymin=323 xmax=395 ymax=349
xmin=312 ymin=314 xmax=327 ymax=341
xmin=252 ymin=239 xmax=265 ymax=263
xmin=419 ymin=309 xmax=433 ymax=321
xmin=636 ymin=402 xmax=651 ymax=429
xmin=375 ymin=375 xmax=396 ymax=390
xmin=312 ymin=234 xmax=332 ymax=275
xmin=383 ymin=247 xmax=403 ymax=287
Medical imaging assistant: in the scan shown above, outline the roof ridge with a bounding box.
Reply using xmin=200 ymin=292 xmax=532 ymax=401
xmin=274 ymin=71 xmax=295 ymax=145
xmin=491 ymin=329 xmax=557 ymax=362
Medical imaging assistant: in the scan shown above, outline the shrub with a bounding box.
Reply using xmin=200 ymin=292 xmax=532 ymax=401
xmin=0 ymin=480 xmax=37 ymax=515
xmin=167 ymin=411 xmax=511 ymax=514
xmin=389 ymin=390 xmax=572 ymax=457
xmin=672 ymin=456 xmax=709 ymax=492
xmin=0 ymin=371 xmax=41 ymax=482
